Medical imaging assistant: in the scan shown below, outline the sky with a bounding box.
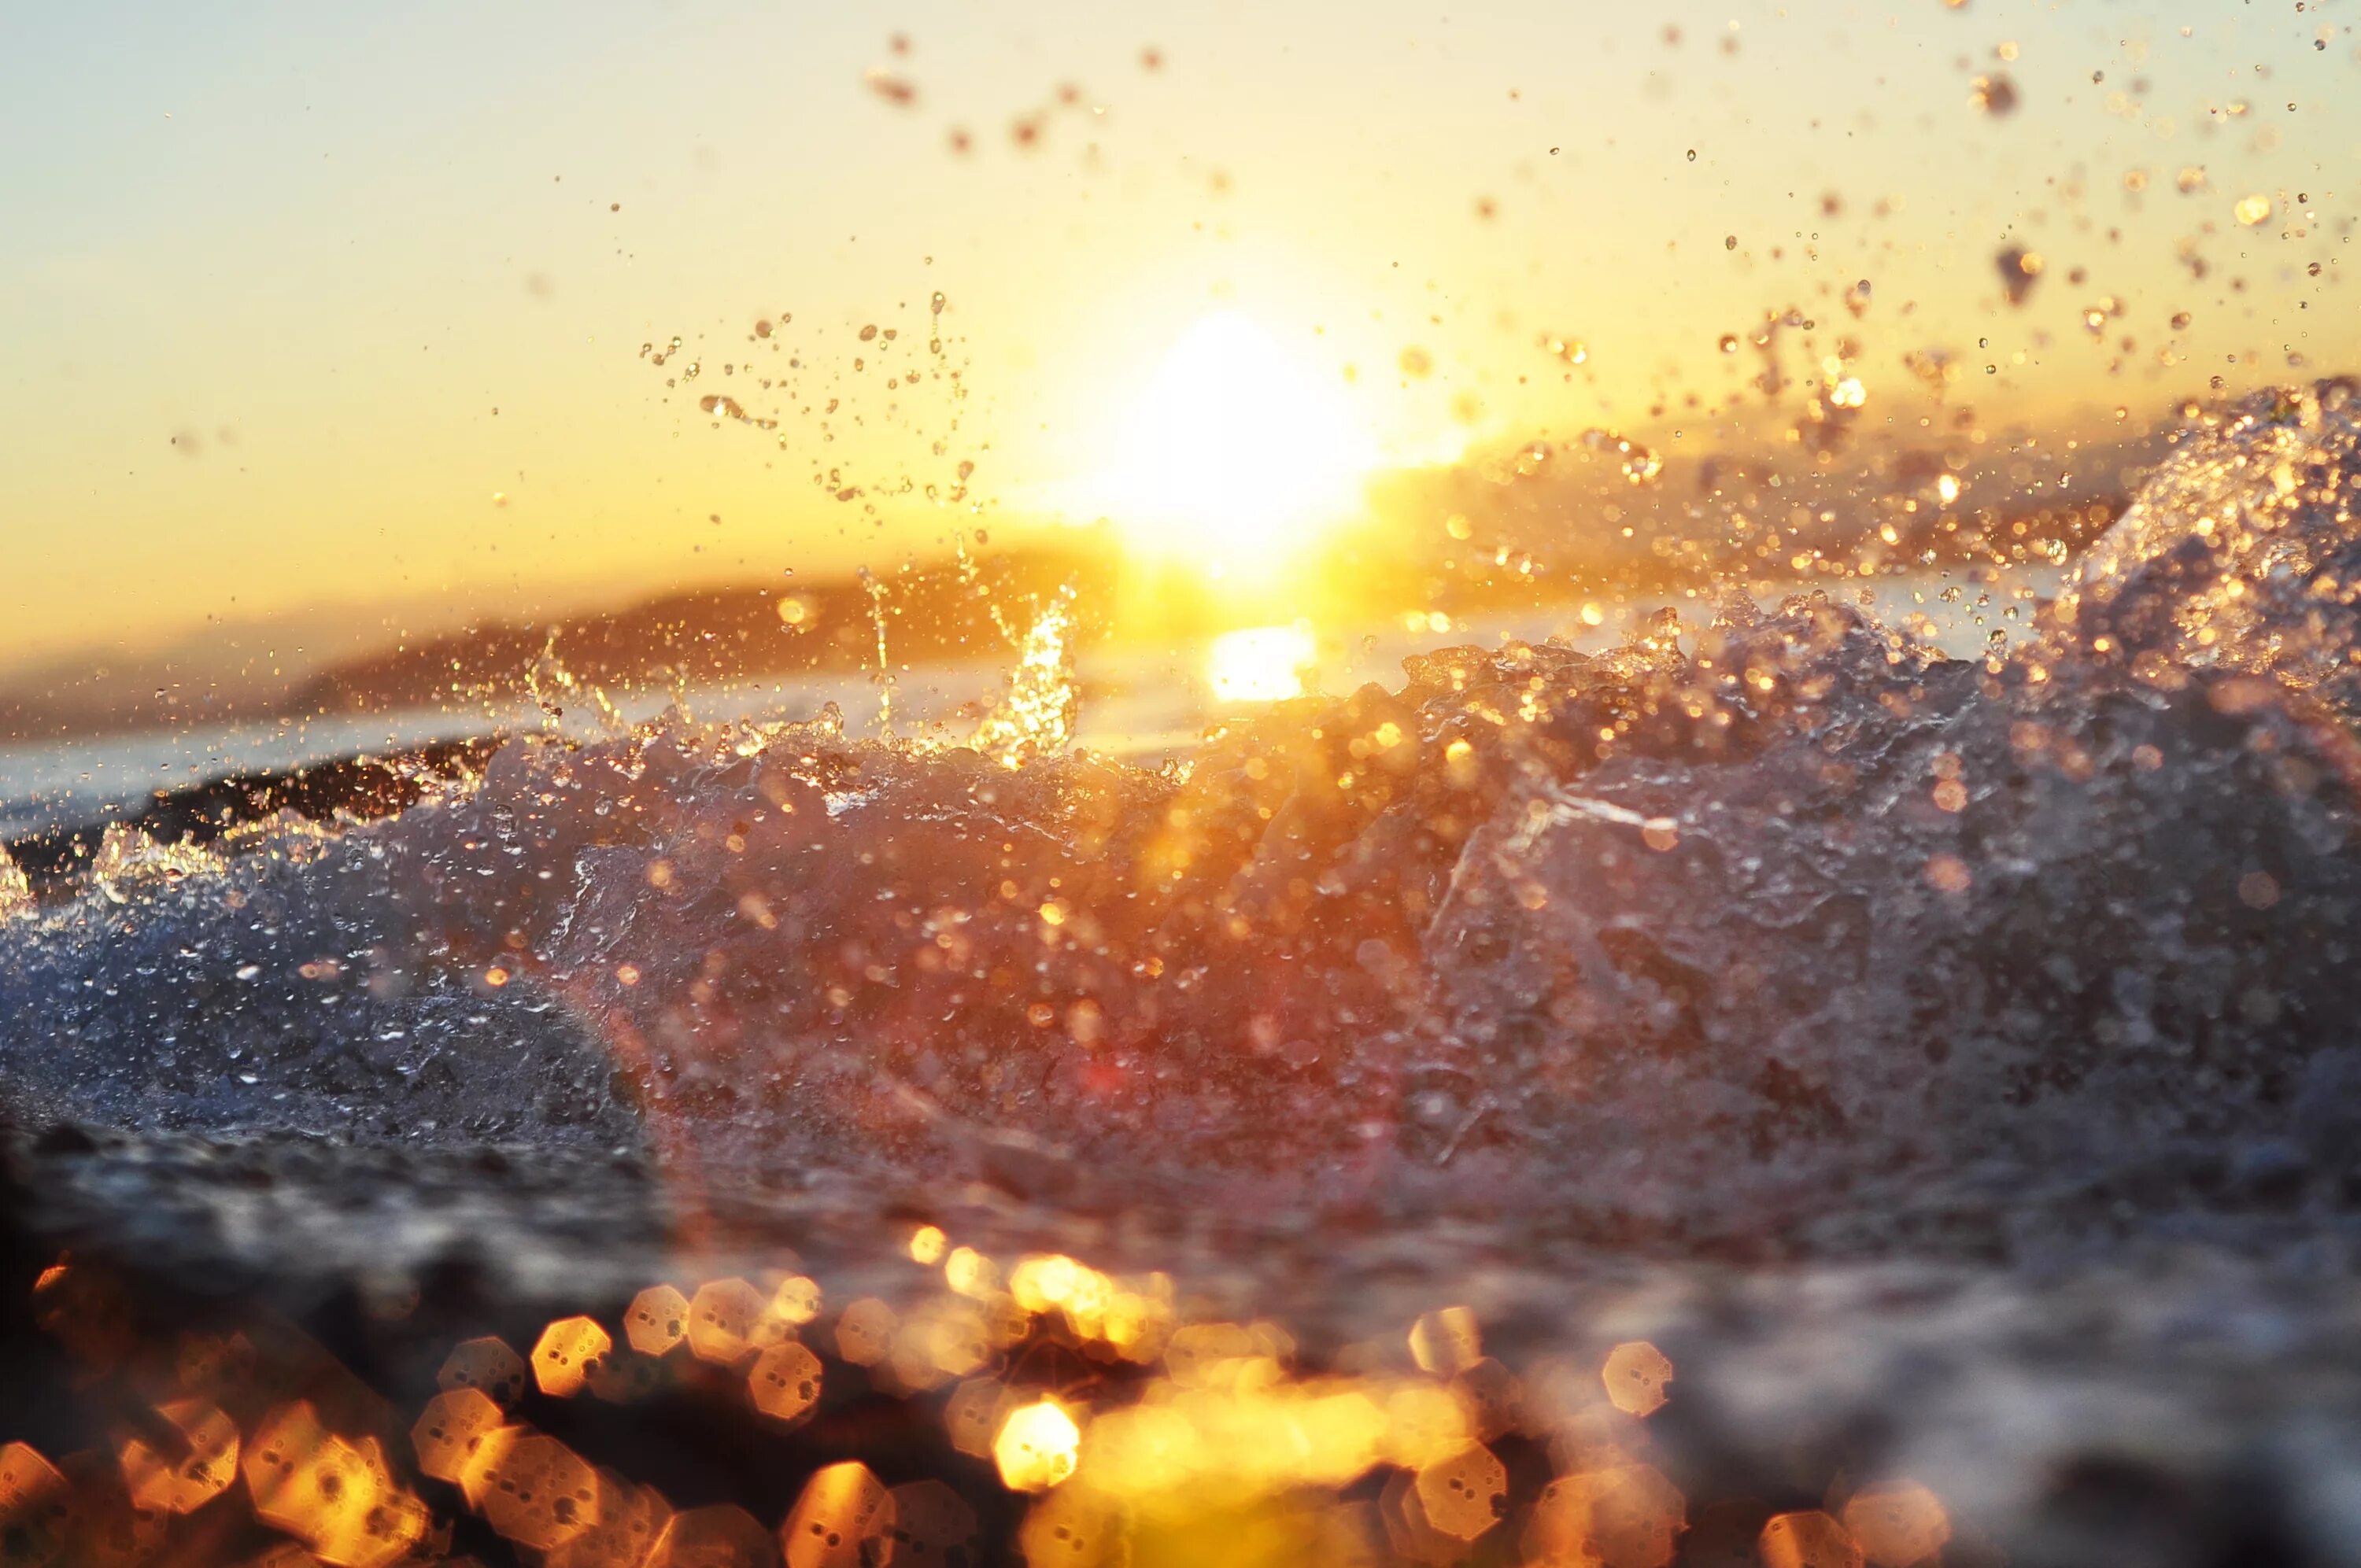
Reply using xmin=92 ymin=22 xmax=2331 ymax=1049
xmin=2 ymin=0 xmax=2354 ymax=674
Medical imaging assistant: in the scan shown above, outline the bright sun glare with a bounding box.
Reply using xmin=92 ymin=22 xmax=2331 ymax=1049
xmin=1094 ymin=312 xmax=1375 ymax=578
xmin=1207 ymin=622 xmax=1318 ymax=703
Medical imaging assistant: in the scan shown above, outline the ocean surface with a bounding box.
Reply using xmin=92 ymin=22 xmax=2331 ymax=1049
xmin=6 ymin=389 xmax=2361 ymax=1566
xmin=0 ymin=570 xmax=2052 ymax=843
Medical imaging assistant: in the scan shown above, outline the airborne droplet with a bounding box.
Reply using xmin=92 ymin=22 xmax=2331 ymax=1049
xmin=1969 ymin=72 xmax=2019 ymax=115
xmin=1995 ymin=245 xmax=2042 ymax=305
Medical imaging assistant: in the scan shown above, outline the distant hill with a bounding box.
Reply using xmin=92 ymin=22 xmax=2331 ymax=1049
xmin=286 ymin=544 xmax=1116 ymax=720
xmin=0 ymin=409 xmax=2177 ymax=745
xmin=0 ymin=544 xmax=1114 ymax=744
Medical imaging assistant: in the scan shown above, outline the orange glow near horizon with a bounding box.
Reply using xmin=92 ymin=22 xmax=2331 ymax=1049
xmin=2 ymin=3 xmax=2356 ymax=676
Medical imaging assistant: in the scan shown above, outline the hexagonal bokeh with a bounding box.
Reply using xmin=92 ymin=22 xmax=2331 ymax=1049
xmin=1378 ymin=1466 xmax=1472 ymax=1566
xmin=311 ymin=1460 xmax=431 ymax=1568
xmin=1599 ymin=1341 xmax=1675 ymax=1419
xmin=533 ymin=1316 xmax=615 ymax=1399
xmin=1759 ymin=1509 xmax=1866 ymax=1568
xmin=0 ymin=1442 xmax=71 ymax=1564
xmin=778 ymin=1460 xmax=892 ymax=1568
xmin=242 ymin=1404 xmax=427 ymax=1568
xmin=748 ymin=1341 xmax=826 ymax=1426
xmin=475 ymin=1432 xmax=602 ymax=1554
xmin=1524 ymin=1463 xmax=1687 ymax=1568
xmin=1413 ymin=1444 xmax=1508 ymax=1543
xmin=944 ymin=1377 xmax=1016 ymax=1461
xmin=456 ymin=1425 xmax=525 ymax=1511
xmin=546 ymin=1470 xmax=674 ymax=1568
xmin=1408 ymin=1306 xmax=1483 ymax=1378
xmin=1451 ymin=1357 xmax=1526 ymax=1443
xmin=770 ymin=1275 xmax=824 ymax=1327
xmin=883 ymin=1480 xmax=980 ymax=1567
xmin=993 ymin=1400 xmax=1081 ymax=1493
xmin=833 ymin=1297 xmax=900 ymax=1369
xmin=687 ymin=1278 xmax=770 ymax=1367
xmin=437 ymin=1336 xmax=529 ymax=1409
xmin=1018 ymin=1485 xmax=1127 ymax=1568
xmin=1840 ymin=1484 xmax=1951 ymax=1568
xmin=625 ymin=1284 xmax=693 ymax=1358
xmin=409 ymin=1388 xmax=509 ymax=1490
xmin=241 ymin=1403 xmax=347 ymax=1538
xmin=889 ymin=1297 xmax=991 ymax=1393
xmin=118 ymin=1399 xmax=238 ymax=1515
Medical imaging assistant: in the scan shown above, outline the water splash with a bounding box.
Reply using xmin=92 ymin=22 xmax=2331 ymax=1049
xmin=0 ymin=847 xmax=31 ymax=921
xmin=87 ymin=824 xmax=224 ymax=905
xmin=527 ymin=631 xmax=627 ymax=734
xmin=2056 ymin=378 xmax=2361 ymax=715
xmin=863 ymin=569 xmax=898 ymax=738
xmin=968 ymin=592 xmax=1077 ymax=767
xmin=15 ymin=387 xmax=2361 ymax=1566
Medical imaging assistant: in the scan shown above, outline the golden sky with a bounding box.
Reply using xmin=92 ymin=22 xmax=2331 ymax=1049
xmin=2 ymin=0 xmax=2352 ymax=672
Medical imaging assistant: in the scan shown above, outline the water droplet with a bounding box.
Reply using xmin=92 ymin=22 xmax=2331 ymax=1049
xmin=1970 ymin=73 xmax=2019 ymax=116
xmin=1996 ymin=245 xmax=2042 ymax=305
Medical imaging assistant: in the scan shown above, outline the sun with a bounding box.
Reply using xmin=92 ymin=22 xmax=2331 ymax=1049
xmin=1091 ymin=312 xmax=1375 ymax=579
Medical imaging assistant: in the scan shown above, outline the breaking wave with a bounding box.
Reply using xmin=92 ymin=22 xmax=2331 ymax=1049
xmin=9 ymin=385 xmax=2361 ymax=1565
